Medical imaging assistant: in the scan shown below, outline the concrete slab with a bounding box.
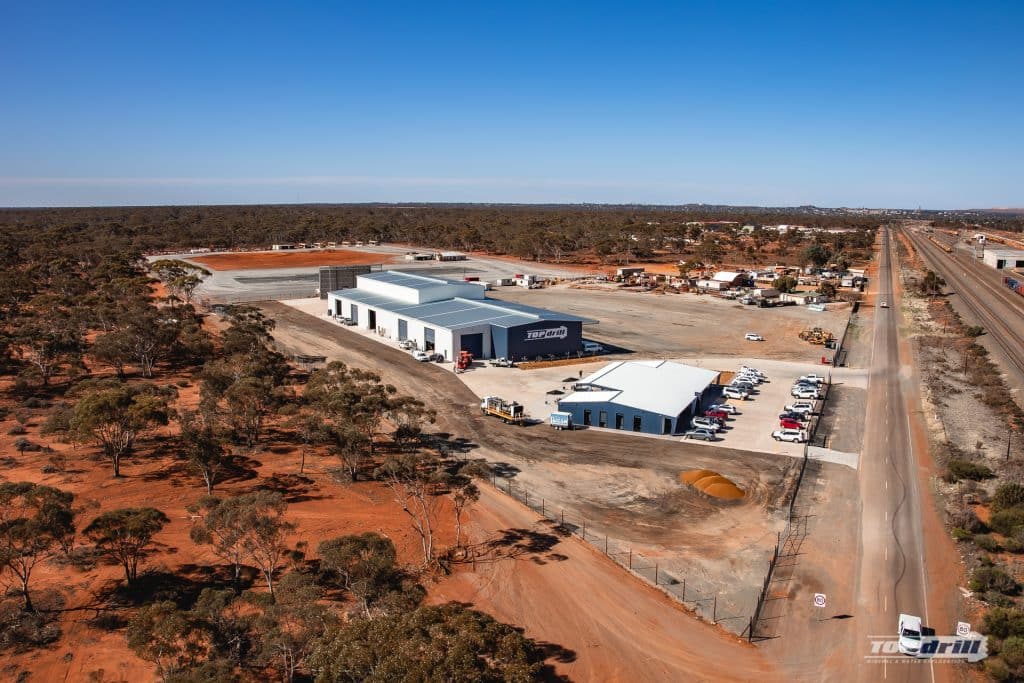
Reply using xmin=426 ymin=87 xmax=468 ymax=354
xmin=808 ymin=446 xmax=860 ymax=469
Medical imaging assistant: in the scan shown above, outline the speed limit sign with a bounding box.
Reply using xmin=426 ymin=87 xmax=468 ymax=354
xmin=813 ymin=593 xmax=827 ymax=608
xmin=957 ymin=621 xmax=971 ymax=637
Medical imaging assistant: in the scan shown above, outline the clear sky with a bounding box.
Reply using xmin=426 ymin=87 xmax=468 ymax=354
xmin=1 ymin=1 xmax=1021 ymax=208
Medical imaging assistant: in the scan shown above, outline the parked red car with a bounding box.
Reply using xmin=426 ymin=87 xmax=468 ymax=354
xmin=704 ymin=409 xmax=728 ymax=421
xmin=779 ymin=418 xmax=803 ymax=430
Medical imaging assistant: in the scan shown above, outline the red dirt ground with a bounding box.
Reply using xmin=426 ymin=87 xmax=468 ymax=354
xmin=432 ymin=485 xmax=779 ymax=682
xmin=189 ymin=249 xmax=398 ymax=271
xmin=0 ymin=373 xmax=457 ymax=682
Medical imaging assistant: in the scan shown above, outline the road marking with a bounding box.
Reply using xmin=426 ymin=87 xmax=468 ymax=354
xmin=885 ymin=480 xmax=888 ymax=490
xmin=884 ymin=595 xmax=887 ymax=611
xmin=885 ymin=546 xmax=888 ymax=561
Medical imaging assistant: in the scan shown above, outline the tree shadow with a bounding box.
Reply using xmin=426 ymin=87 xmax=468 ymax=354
xmin=253 ymin=472 xmax=325 ymax=503
xmin=428 ymin=432 xmax=479 ymax=456
xmin=482 ymin=527 xmax=566 ymax=564
xmin=489 ymin=461 xmax=521 ymax=478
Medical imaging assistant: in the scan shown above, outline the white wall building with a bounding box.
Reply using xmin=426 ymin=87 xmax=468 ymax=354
xmin=326 ymin=271 xmax=591 ymax=361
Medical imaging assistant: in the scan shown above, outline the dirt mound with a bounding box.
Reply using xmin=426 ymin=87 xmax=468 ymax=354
xmin=679 ymin=469 xmax=718 ymax=485
xmin=679 ymin=469 xmax=745 ymax=500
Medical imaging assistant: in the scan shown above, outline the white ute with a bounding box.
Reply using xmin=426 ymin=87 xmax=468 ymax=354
xmin=772 ymin=428 xmax=807 ymax=443
xmin=898 ymin=613 xmax=923 ymax=656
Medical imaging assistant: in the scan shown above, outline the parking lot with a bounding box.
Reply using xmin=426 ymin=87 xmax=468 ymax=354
xmin=490 ymin=282 xmax=851 ymax=364
xmin=456 ymin=354 xmax=867 ymax=460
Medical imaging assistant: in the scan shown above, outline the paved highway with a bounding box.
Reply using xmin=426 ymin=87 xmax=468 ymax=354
xmin=855 ymin=226 xmax=937 ymax=682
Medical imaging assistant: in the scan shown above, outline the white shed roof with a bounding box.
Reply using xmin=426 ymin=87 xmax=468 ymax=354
xmin=560 ymin=360 xmax=719 ymax=417
xmin=712 ymin=271 xmax=744 ymax=282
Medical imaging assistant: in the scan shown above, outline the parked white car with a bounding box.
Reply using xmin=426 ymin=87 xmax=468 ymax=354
xmin=897 ymin=613 xmax=922 ymax=656
xmin=709 ymin=403 xmax=739 ymax=415
xmin=784 ymin=401 xmax=815 ymax=414
xmin=772 ymin=428 xmax=807 ymax=443
xmin=736 ymin=373 xmax=763 ymax=384
xmin=723 ymin=387 xmax=749 ymax=400
xmin=799 ymin=374 xmax=825 ymax=385
xmin=691 ymin=417 xmax=722 ymax=432
xmin=744 ymin=332 xmax=764 ymax=341
xmin=791 ymin=387 xmax=820 ymax=399
xmin=411 ymin=350 xmax=430 ymax=362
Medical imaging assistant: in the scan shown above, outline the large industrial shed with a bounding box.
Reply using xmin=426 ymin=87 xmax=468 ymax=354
xmin=557 ymin=360 xmax=719 ymax=435
xmin=326 ymin=271 xmax=592 ymax=360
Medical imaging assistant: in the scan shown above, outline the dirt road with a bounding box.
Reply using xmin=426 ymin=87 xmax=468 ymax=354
xmin=258 ymin=301 xmax=796 ymax=627
xmin=434 ymin=485 xmax=782 ymax=682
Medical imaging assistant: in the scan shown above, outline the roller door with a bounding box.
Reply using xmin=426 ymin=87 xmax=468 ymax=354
xmin=460 ymin=333 xmax=483 ymax=358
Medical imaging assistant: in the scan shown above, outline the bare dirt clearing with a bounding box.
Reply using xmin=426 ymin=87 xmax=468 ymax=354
xmin=260 ymin=301 xmax=798 ymax=630
xmin=189 ymin=248 xmax=398 ymax=271
xmin=489 ymin=283 xmax=852 ymax=365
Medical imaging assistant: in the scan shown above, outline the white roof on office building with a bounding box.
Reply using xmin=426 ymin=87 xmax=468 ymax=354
xmin=560 ymin=360 xmax=719 ymax=417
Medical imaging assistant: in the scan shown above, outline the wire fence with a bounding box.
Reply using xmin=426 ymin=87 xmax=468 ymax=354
xmin=198 ymin=285 xmax=320 ymax=306
xmin=746 ymin=376 xmax=836 ymax=641
xmin=485 ymin=473 xmax=753 ymax=632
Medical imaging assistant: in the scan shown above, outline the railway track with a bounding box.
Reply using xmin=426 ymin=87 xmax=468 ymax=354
xmin=904 ymin=227 xmax=1024 ymax=382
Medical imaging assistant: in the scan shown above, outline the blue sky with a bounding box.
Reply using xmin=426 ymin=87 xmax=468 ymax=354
xmin=1 ymin=1 xmax=1021 ymax=208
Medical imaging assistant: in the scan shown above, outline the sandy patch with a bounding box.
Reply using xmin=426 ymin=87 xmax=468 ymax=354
xmin=190 ymin=249 xmax=397 ymax=271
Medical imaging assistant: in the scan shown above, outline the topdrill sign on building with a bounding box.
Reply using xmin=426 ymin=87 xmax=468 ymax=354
xmin=866 ymin=635 xmax=988 ymax=663
xmin=525 ymin=326 xmax=568 ymax=341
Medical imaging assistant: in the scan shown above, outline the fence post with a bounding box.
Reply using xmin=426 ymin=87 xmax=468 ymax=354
xmin=561 ymin=509 xmax=564 ymax=526
xmin=655 ymin=563 xmax=659 ymax=585
xmin=748 ymin=617 xmax=754 ymax=642
xmin=541 ymin=499 xmax=545 ymax=516
xmin=713 ymin=594 xmax=717 ymax=624
xmin=507 ymin=479 xmax=511 ymax=495
xmin=582 ymin=521 xmax=586 ymax=539
xmin=681 ymin=578 xmax=686 ymax=601
xmin=525 ymin=491 xmax=529 ymax=507
xmin=628 ymin=549 xmax=632 ymax=570
xmin=604 ymin=535 xmax=608 ymax=554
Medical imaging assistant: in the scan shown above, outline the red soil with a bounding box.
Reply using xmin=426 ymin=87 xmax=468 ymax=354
xmin=189 ymin=249 xmax=397 ymax=272
xmin=0 ymin=373 xmax=455 ymax=682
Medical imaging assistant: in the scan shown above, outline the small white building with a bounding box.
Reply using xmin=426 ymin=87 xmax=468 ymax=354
xmin=711 ymin=271 xmax=749 ymax=287
xmin=436 ymin=251 xmax=467 ymax=261
xmin=983 ymin=249 xmax=1024 ymax=270
xmin=780 ymin=291 xmax=828 ymax=305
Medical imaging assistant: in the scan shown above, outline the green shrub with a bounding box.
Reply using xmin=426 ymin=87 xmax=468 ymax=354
xmin=952 ymin=528 xmax=972 ymax=541
xmin=965 ymin=325 xmax=985 ymax=338
xmin=971 ymin=567 xmax=1019 ymax=595
xmin=1000 ymin=636 xmax=1024 ymax=669
xmin=983 ymin=607 xmax=1024 ymax=639
xmin=983 ymin=591 xmax=1017 ymax=607
xmin=985 ymin=656 xmax=1011 ymax=682
xmin=990 ymin=508 xmax=1024 ymax=536
xmin=947 ymin=459 xmax=994 ymax=481
xmin=993 ymin=483 xmax=1024 ymax=513
xmin=975 ymin=534 xmax=1000 ymax=552
xmin=1003 ymin=536 xmax=1024 ymax=553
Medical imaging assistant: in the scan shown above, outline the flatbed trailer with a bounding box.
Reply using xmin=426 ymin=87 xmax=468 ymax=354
xmin=480 ymin=396 xmax=525 ymax=424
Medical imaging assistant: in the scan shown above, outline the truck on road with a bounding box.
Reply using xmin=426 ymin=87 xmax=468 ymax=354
xmin=480 ymin=396 xmax=525 ymax=424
